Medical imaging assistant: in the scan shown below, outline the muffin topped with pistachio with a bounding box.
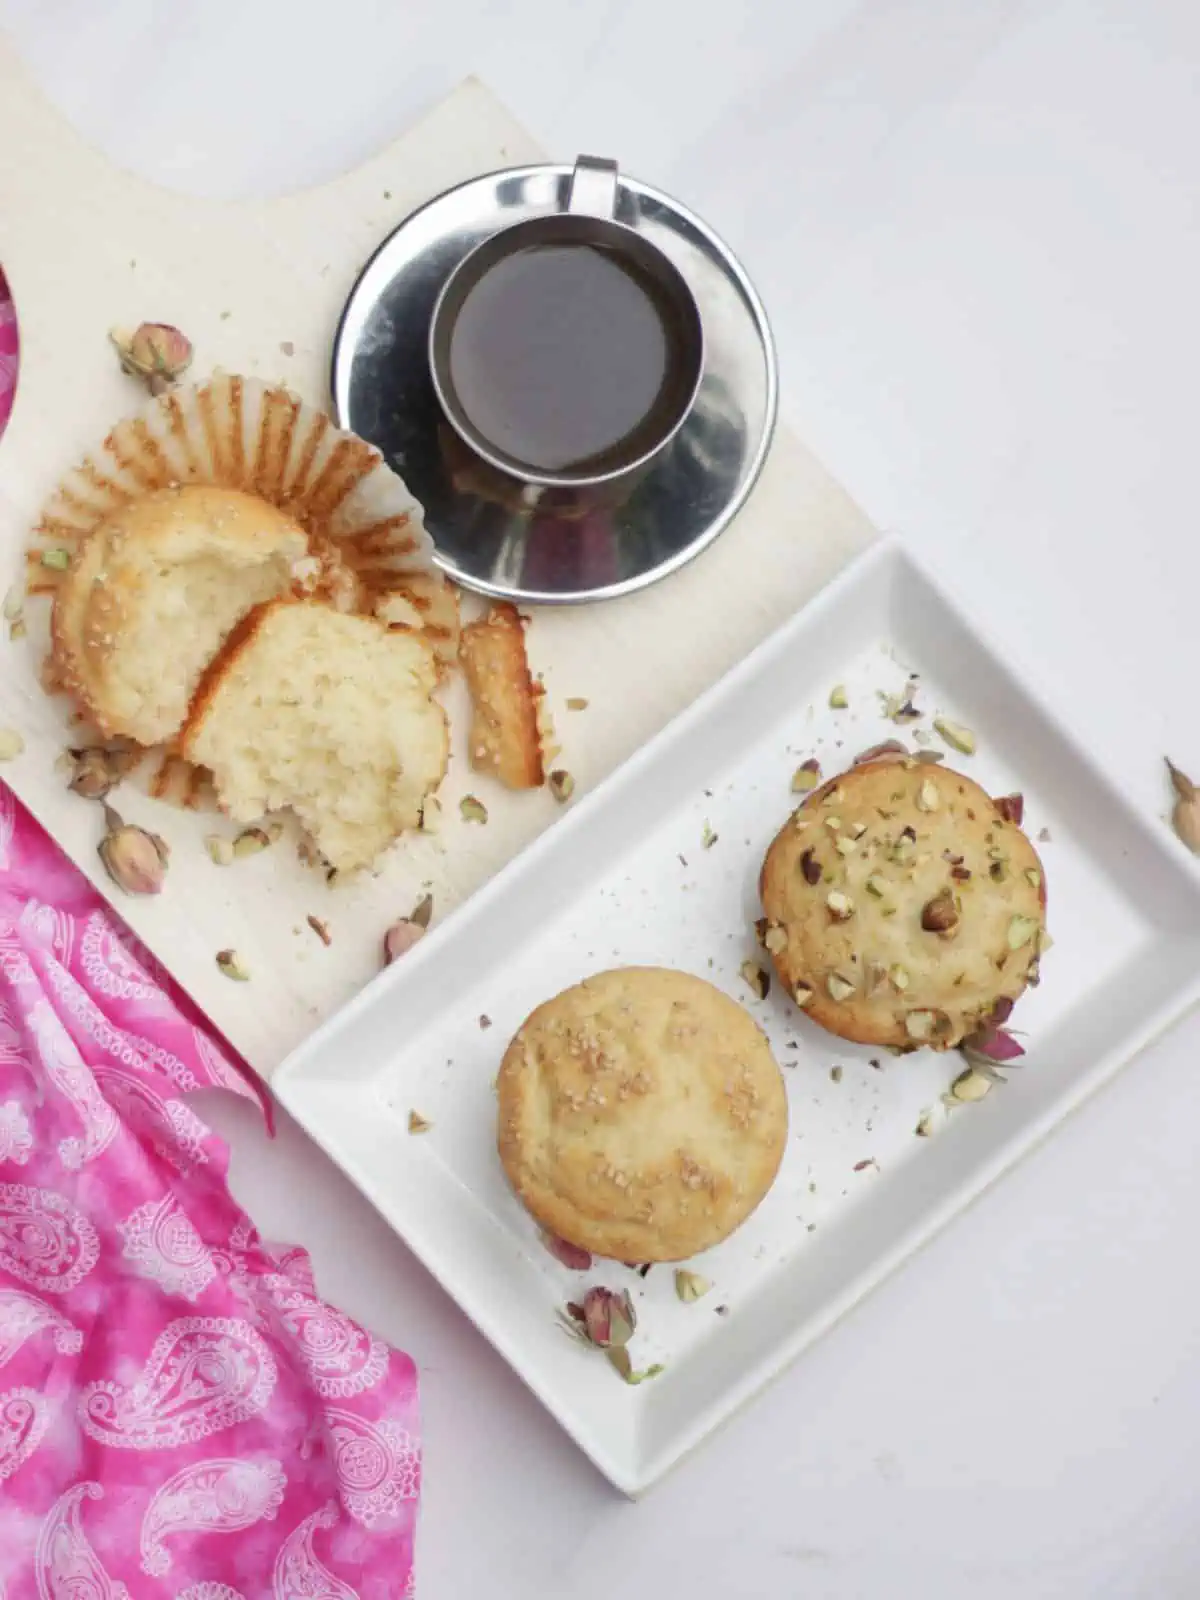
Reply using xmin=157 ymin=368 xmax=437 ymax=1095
xmin=759 ymin=759 xmax=1046 ymax=1049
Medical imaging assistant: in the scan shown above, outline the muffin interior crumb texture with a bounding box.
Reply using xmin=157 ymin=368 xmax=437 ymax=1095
xmin=497 ymin=966 xmax=788 ymax=1263
xmin=182 ymin=599 xmax=447 ymax=874
xmin=53 ymin=485 xmax=308 ymax=746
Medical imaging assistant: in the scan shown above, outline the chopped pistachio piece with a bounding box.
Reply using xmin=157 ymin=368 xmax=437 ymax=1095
xmin=828 ymin=684 xmax=848 ymax=709
xmin=421 ymin=796 xmax=443 ymax=833
xmin=830 ymin=1064 xmax=843 ymax=1083
xmin=39 ymin=548 xmax=71 ymax=571
xmin=460 ymin=795 xmax=488 ymax=824
xmin=205 ymin=834 xmax=235 ymax=867
xmin=834 ymin=835 xmax=857 ymax=857
xmin=606 ymin=1346 xmax=665 ymax=1385
xmin=916 ymin=779 xmax=940 ymax=813
xmin=565 ymin=697 xmax=589 ymax=711
xmin=948 ymin=1067 xmax=993 ymax=1104
xmin=1024 ymin=868 xmax=1042 ymax=889
xmin=864 ymin=961 xmax=887 ymax=995
xmin=826 ymin=890 xmax=855 ymax=920
xmin=793 ymin=983 xmax=814 ymax=1008
xmin=740 ymin=960 xmax=770 ymax=1000
xmin=2 ymin=586 xmax=22 ymax=623
xmin=915 ymin=1108 xmax=937 ymax=1137
xmin=865 ymin=873 xmax=886 ymax=898
xmin=0 ymin=728 xmax=25 ymax=762
xmin=791 ymin=759 xmax=821 ymax=792
xmin=764 ymin=924 xmax=788 ymax=954
xmin=889 ymin=964 xmax=910 ymax=991
xmin=904 ymin=1010 xmax=939 ymax=1041
xmin=408 ymin=1110 xmax=433 ymax=1134
xmin=920 ymin=889 xmax=959 ymax=933
xmin=826 ymin=972 xmax=856 ymax=1003
xmin=1007 ymin=915 xmax=1039 ymax=951
xmin=233 ymin=826 xmax=272 ymax=858
xmin=215 ymin=949 xmax=249 ymax=982
xmin=409 ymin=893 xmax=434 ymax=929
xmin=548 ymin=769 xmax=575 ymax=804
xmin=933 ymin=717 xmax=977 ymax=755
xmin=674 ymin=1269 xmax=712 ymax=1303
xmin=702 ymin=821 xmax=718 ymax=849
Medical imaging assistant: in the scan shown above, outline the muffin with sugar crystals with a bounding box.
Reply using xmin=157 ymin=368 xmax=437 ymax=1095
xmin=496 ymin=967 xmax=788 ymax=1262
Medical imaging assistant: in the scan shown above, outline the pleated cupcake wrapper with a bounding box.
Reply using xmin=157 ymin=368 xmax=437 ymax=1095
xmin=25 ymin=373 xmax=460 ymax=810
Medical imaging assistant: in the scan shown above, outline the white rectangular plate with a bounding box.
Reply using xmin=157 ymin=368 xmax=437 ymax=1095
xmin=275 ymin=539 xmax=1200 ymax=1494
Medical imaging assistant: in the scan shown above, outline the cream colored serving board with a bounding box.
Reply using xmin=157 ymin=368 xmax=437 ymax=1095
xmin=0 ymin=32 xmax=875 ymax=1077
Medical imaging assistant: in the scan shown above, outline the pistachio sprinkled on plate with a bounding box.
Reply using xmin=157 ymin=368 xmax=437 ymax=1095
xmin=674 ymin=1269 xmax=712 ymax=1303
xmin=792 ymin=758 xmax=822 ymax=792
xmin=215 ymin=949 xmax=249 ymax=981
xmin=548 ymin=769 xmax=575 ymax=803
xmin=740 ymin=960 xmax=770 ymax=1000
xmin=933 ymin=717 xmax=976 ymax=754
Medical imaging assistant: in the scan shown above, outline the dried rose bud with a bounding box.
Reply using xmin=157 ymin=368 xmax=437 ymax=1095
xmin=97 ymin=805 xmax=167 ymax=895
xmin=1166 ymin=759 xmax=1200 ymax=854
xmin=960 ymin=1025 xmax=1025 ymax=1066
xmin=110 ymin=323 xmax=193 ymax=395
xmin=854 ymin=740 xmax=908 ymax=765
xmin=383 ymin=919 xmax=426 ymax=966
xmin=67 ymin=746 xmax=130 ymax=801
xmin=540 ymin=1231 xmax=593 ymax=1271
xmin=574 ymin=1286 xmax=636 ymax=1350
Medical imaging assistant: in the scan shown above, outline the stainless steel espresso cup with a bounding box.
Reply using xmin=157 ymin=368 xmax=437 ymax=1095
xmin=428 ymin=156 xmax=705 ymax=514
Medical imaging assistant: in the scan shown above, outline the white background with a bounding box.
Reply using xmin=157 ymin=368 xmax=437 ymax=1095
xmin=4 ymin=1 xmax=1200 ymax=1594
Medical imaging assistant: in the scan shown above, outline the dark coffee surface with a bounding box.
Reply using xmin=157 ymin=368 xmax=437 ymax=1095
xmin=447 ymin=242 xmax=677 ymax=474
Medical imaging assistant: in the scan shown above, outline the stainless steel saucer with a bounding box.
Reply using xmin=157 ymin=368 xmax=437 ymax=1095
xmin=332 ymin=163 xmax=778 ymax=605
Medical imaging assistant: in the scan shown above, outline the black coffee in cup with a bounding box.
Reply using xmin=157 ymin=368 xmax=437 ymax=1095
xmin=429 ymin=157 xmax=704 ymax=502
xmin=446 ymin=240 xmax=689 ymax=476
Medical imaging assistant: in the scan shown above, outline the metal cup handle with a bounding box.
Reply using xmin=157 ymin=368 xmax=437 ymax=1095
xmin=567 ymin=155 xmax=619 ymax=219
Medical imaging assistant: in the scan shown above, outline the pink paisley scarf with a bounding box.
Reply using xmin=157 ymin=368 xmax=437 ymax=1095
xmin=0 ymin=283 xmax=420 ymax=1597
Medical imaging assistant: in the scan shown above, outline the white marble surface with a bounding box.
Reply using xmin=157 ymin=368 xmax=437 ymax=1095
xmin=4 ymin=1 xmax=1200 ymax=1594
